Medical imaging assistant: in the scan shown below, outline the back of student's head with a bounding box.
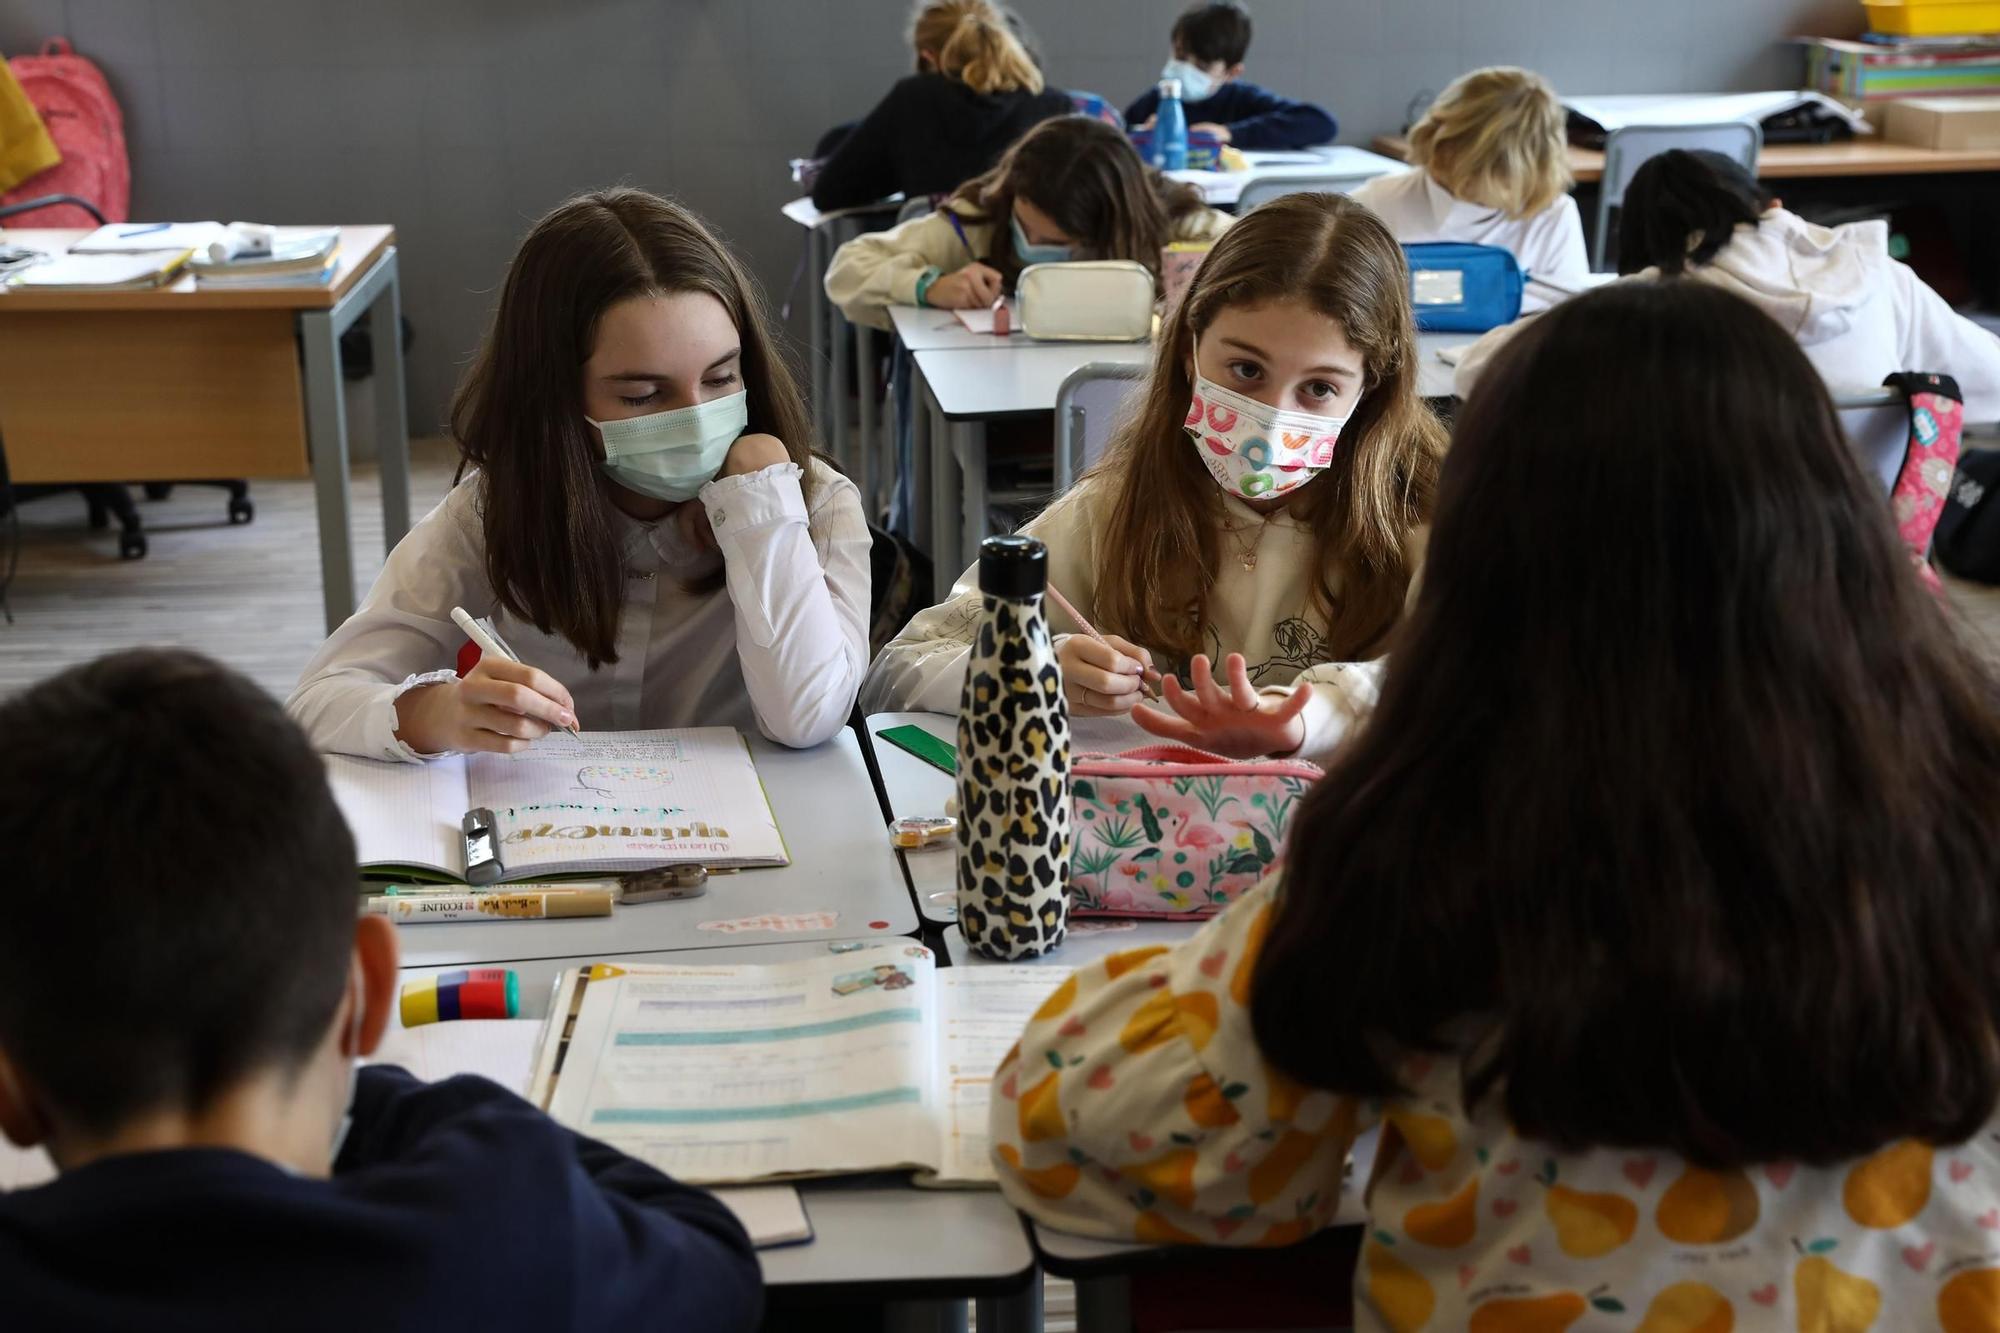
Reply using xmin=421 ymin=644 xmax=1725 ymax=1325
xmin=1173 ymin=0 xmax=1253 ymax=66
xmin=1090 ymin=191 xmax=1443 ymax=664
xmin=953 ymin=116 xmax=1206 ymax=275
xmin=453 ymin=188 xmax=813 ymax=668
xmin=0 ymin=649 xmax=360 ymax=1139
xmin=1408 ymin=66 xmax=1570 ymax=219
xmin=1253 ymin=280 xmax=2000 ymax=1167
xmin=1617 ymin=148 xmax=1775 ymax=276
xmin=911 ymin=0 xmax=1043 ymax=95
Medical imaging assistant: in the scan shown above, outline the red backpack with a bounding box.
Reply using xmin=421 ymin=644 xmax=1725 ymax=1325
xmin=0 ymin=39 xmax=128 ymax=226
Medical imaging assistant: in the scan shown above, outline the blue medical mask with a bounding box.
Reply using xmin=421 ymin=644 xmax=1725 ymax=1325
xmin=1010 ymin=214 xmax=1073 ymax=267
xmin=1161 ymin=58 xmax=1215 ymax=102
xmin=589 ymin=390 xmax=748 ymax=503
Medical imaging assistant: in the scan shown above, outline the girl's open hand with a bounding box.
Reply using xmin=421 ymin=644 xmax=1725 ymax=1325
xmin=1132 ymin=652 xmax=1309 ymax=758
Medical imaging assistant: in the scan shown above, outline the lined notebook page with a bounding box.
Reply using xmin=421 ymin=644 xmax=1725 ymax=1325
xmin=369 ymin=1018 xmax=546 ymax=1094
xmin=324 ymin=754 xmax=470 ymax=874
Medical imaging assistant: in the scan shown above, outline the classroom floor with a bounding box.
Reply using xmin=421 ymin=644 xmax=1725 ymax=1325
xmin=3 ymin=440 xmax=1998 ymax=700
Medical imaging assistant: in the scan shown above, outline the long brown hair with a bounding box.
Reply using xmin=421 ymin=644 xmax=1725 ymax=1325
xmin=942 ymin=117 xmax=1208 ymax=284
xmin=451 ymin=189 xmax=815 ymax=668
xmin=1253 ymin=280 xmax=2000 ymax=1167
xmin=911 ymin=0 xmax=1041 ymax=94
xmin=1088 ymin=192 xmax=1443 ymax=663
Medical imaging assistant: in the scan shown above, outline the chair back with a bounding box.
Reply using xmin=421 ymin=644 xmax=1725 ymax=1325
xmin=1593 ymin=121 xmax=1761 ymax=270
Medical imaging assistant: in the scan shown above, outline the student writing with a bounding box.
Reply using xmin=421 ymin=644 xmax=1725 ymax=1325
xmin=862 ymin=193 xmax=1443 ymax=763
xmin=289 ymin=189 xmax=870 ymax=760
xmin=0 ymin=649 xmax=761 ymax=1332
xmin=824 ymin=115 xmax=1232 ymax=332
xmin=810 ymin=0 xmax=1072 ymax=213
xmin=1349 ymin=66 xmax=1588 ymax=310
xmin=1124 ymin=1 xmax=1335 ymax=152
xmin=991 ymin=282 xmax=2000 ymax=1329
xmin=1454 ymin=148 xmax=2000 ymax=416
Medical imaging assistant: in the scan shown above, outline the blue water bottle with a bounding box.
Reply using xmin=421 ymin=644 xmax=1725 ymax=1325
xmin=1155 ymin=78 xmax=1188 ymax=171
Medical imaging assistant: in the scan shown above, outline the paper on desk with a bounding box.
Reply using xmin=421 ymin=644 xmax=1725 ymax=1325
xmin=932 ymin=969 xmax=1072 ymax=1183
xmin=69 ymin=221 xmax=229 ymax=253
xmin=952 ymin=299 xmax=1018 ymax=335
xmin=368 ymin=1017 xmax=546 ymax=1095
xmin=715 ymin=1185 xmax=813 ymax=1247
xmin=1564 ymin=92 xmax=1866 ymax=134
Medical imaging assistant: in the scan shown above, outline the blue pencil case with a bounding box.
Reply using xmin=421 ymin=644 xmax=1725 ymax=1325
xmin=1402 ymin=241 xmax=1524 ymax=333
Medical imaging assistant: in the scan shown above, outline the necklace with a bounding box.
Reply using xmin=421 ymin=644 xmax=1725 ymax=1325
xmin=1224 ymin=516 xmax=1273 ymax=573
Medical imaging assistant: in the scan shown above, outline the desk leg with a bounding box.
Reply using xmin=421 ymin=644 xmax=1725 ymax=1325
xmin=807 ymin=227 xmax=829 ymax=447
xmin=829 ymin=292 xmax=851 ymax=473
xmin=1073 ymin=1274 xmax=1131 ymax=1333
xmin=976 ymin=1278 xmax=1044 ymax=1333
xmin=950 ymin=419 xmax=988 ymax=570
xmin=369 ymin=253 xmax=411 ymax=550
xmin=928 ymin=391 xmax=962 ymax=592
xmin=300 ymin=308 xmax=354 ymax=633
xmin=854 ymin=323 xmax=876 ymax=512
xmin=908 ymin=357 xmax=933 ymax=582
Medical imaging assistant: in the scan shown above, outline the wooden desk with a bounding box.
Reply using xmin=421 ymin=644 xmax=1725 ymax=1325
xmin=0 ymin=225 xmax=410 ymax=631
xmin=1370 ymin=133 xmax=2000 ymax=183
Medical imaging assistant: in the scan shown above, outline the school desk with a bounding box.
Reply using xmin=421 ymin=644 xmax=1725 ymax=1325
xmin=394 ymin=729 xmax=919 ymax=971
xmin=399 ymin=935 xmax=1041 ymax=1331
xmin=1419 ymin=330 xmax=1482 ymax=399
xmin=1369 ymin=132 xmax=2000 ymax=182
xmin=1169 ymin=144 xmax=1410 ymax=208
xmin=0 ymin=226 xmax=409 ymax=633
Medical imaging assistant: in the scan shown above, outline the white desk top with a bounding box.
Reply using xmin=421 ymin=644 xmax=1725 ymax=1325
xmin=781 ymin=195 xmax=906 ymax=230
xmin=1418 ymin=331 xmax=1479 ymax=400
xmin=888 ymin=302 xmax=1154 ymax=354
xmin=869 ymin=711 xmax=1165 ymax=926
xmin=1170 ymin=146 xmax=1409 ymax=206
xmin=395 ymin=730 xmax=917 ymax=969
xmin=913 ymin=341 xmax=1153 ymax=419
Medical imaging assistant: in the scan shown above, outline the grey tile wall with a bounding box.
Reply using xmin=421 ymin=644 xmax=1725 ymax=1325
xmin=0 ymin=0 xmax=1856 ymax=432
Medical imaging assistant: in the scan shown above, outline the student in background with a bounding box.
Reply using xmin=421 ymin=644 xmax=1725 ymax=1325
xmin=863 ymin=193 xmax=1443 ymax=763
xmin=0 ymin=649 xmax=762 ymax=1331
xmin=825 ymin=115 xmax=1232 ymax=331
xmin=290 ymin=189 xmax=869 ymax=759
xmin=1349 ymin=66 xmax=1588 ymax=310
xmin=810 ymin=0 xmax=1072 ymax=213
xmin=992 ymin=282 xmax=2000 ymax=1328
xmin=1454 ymin=149 xmax=2000 ymax=413
xmin=1124 ymin=1 xmax=1335 ymax=152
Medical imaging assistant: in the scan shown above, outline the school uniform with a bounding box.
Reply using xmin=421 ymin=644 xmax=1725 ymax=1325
xmin=1123 ymin=80 xmax=1336 ymax=152
xmin=823 ymin=202 xmax=1234 ymax=332
xmin=809 ymin=73 xmax=1074 ymax=213
xmin=861 ymin=476 xmax=1390 ymax=766
xmin=0 ymin=1066 xmax=761 ymax=1332
xmin=287 ymin=459 xmax=870 ymax=758
xmin=1348 ymin=167 xmax=1589 ymax=313
xmin=1454 ymin=208 xmax=2000 ymax=418
xmin=993 ymin=876 xmax=2000 ymax=1330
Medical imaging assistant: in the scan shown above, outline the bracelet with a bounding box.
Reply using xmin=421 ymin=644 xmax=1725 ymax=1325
xmin=913 ymin=267 xmax=943 ymax=307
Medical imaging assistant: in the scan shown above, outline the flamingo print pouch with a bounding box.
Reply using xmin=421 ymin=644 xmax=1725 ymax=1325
xmin=1068 ymin=745 xmax=1321 ymax=918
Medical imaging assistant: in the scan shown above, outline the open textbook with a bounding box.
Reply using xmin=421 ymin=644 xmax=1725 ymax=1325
xmin=325 ymin=728 xmax=787 ymax=882
xmin=532 ymin=948 xmax=1068 ymax=1187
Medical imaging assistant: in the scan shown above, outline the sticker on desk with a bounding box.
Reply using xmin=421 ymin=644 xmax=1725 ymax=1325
xmin=697 ymin=910 xmax=840 ymax=935
xmin=1068 ymin=920 xmax=1138 ymax=935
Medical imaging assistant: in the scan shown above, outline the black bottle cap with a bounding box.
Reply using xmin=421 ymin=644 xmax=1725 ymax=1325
xmin=977 ymin=535 xmax=1047 ymax=599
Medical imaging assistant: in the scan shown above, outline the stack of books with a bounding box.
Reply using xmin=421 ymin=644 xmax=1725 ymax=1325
xmin=1802 ymin=35 xmax=2000 ymax=107
xmin=5 ymin=249 xmax=194 ymax=291
xmin=189 ymin=227 xmax=341 ymax=288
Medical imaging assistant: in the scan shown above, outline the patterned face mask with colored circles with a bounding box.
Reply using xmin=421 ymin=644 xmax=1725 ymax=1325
xmin=1183 ymin=372 xmax=1355 ymax=500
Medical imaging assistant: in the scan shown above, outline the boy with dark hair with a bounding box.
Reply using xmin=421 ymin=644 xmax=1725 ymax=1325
xmin=1125 ymin=0 xmax=1337 ymax=151
xmin=0 ymin=649 xmax=761 ymax=1331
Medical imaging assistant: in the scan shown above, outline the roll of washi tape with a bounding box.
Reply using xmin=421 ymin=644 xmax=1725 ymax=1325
xmin=399 ymin=968 xmax=520 ymax=1027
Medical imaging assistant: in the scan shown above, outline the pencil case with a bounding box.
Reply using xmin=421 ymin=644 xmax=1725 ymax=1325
xmin=1402 ymin=241 xmax=1523 ymax=333
xmin=1069 ymin=746 xmax=1322 ymax=918
xmin=1018 ymin=261 xmax=1156 ymax=341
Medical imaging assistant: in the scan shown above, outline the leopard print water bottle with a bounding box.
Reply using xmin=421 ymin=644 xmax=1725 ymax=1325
xmin=956 ymin=535 xmax=1071 ymax=959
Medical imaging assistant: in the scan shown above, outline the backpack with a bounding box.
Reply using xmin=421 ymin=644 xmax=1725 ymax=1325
xmin=1402 ymin=241 xmax=1524 ymax=333
xmin=1936 ymin=447 xmax=2000 ymax=586
xmin=0 ymin=39 xmax=128 ymax=226
xmin=1879 ymin=372 xmax=1965 ymax=593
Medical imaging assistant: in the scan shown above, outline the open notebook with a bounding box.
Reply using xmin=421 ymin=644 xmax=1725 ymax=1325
xmin=325 ymin=729 xmax=787 ymax=882
xmin=531 ymin=948 xmax=1067 ymax=1188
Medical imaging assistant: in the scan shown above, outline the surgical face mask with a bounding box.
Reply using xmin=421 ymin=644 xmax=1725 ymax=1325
xmin=1183 ymin=371 xmax=1356 ymax=501
xmin=589 ymin=390 xmax=748 ymax=503
xmin=1161 ymin=58 xmax=1216 ymax=102
xmin=1010 ymin=213 xmax=1073 ymax=267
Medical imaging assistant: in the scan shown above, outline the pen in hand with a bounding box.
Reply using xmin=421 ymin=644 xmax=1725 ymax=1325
xmin=449 ymin=606 xmax=582 ymax=740
xmin=1044 ymin=583 xmax=1160 ymax=701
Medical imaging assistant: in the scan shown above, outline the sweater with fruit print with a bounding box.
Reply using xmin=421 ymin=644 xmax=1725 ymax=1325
xmin=989 ymin=876 xmax=2000 ymax=1331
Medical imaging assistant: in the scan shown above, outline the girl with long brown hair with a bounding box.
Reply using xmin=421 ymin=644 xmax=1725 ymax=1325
xmin=825 ymin=115 xmax=1231 ymax=331
xmin=991 ymin=281 xmax=2000 ymax=1327
xmin=862 ymin=191 xmax=1442 ymax=763
xmin=290 ymin=189 xmax=870 ymax=758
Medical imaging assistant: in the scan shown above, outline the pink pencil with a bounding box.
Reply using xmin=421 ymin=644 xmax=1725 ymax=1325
xmin=1045 ymin=582 xmax=1161 ymax=700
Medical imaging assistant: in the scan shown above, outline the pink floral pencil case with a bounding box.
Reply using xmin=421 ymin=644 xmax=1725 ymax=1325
xmin=1069 ymin=746 xmax=1322 ymax=919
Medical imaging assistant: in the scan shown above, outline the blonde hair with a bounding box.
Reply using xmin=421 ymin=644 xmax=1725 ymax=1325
xmin=911 ymin=0 xmax=1042 ymax=95
xmin=1089 ymin=194 xmax=1445 ymax=665
xmin=1408 ymin=66 xmax=1571 ymax=220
